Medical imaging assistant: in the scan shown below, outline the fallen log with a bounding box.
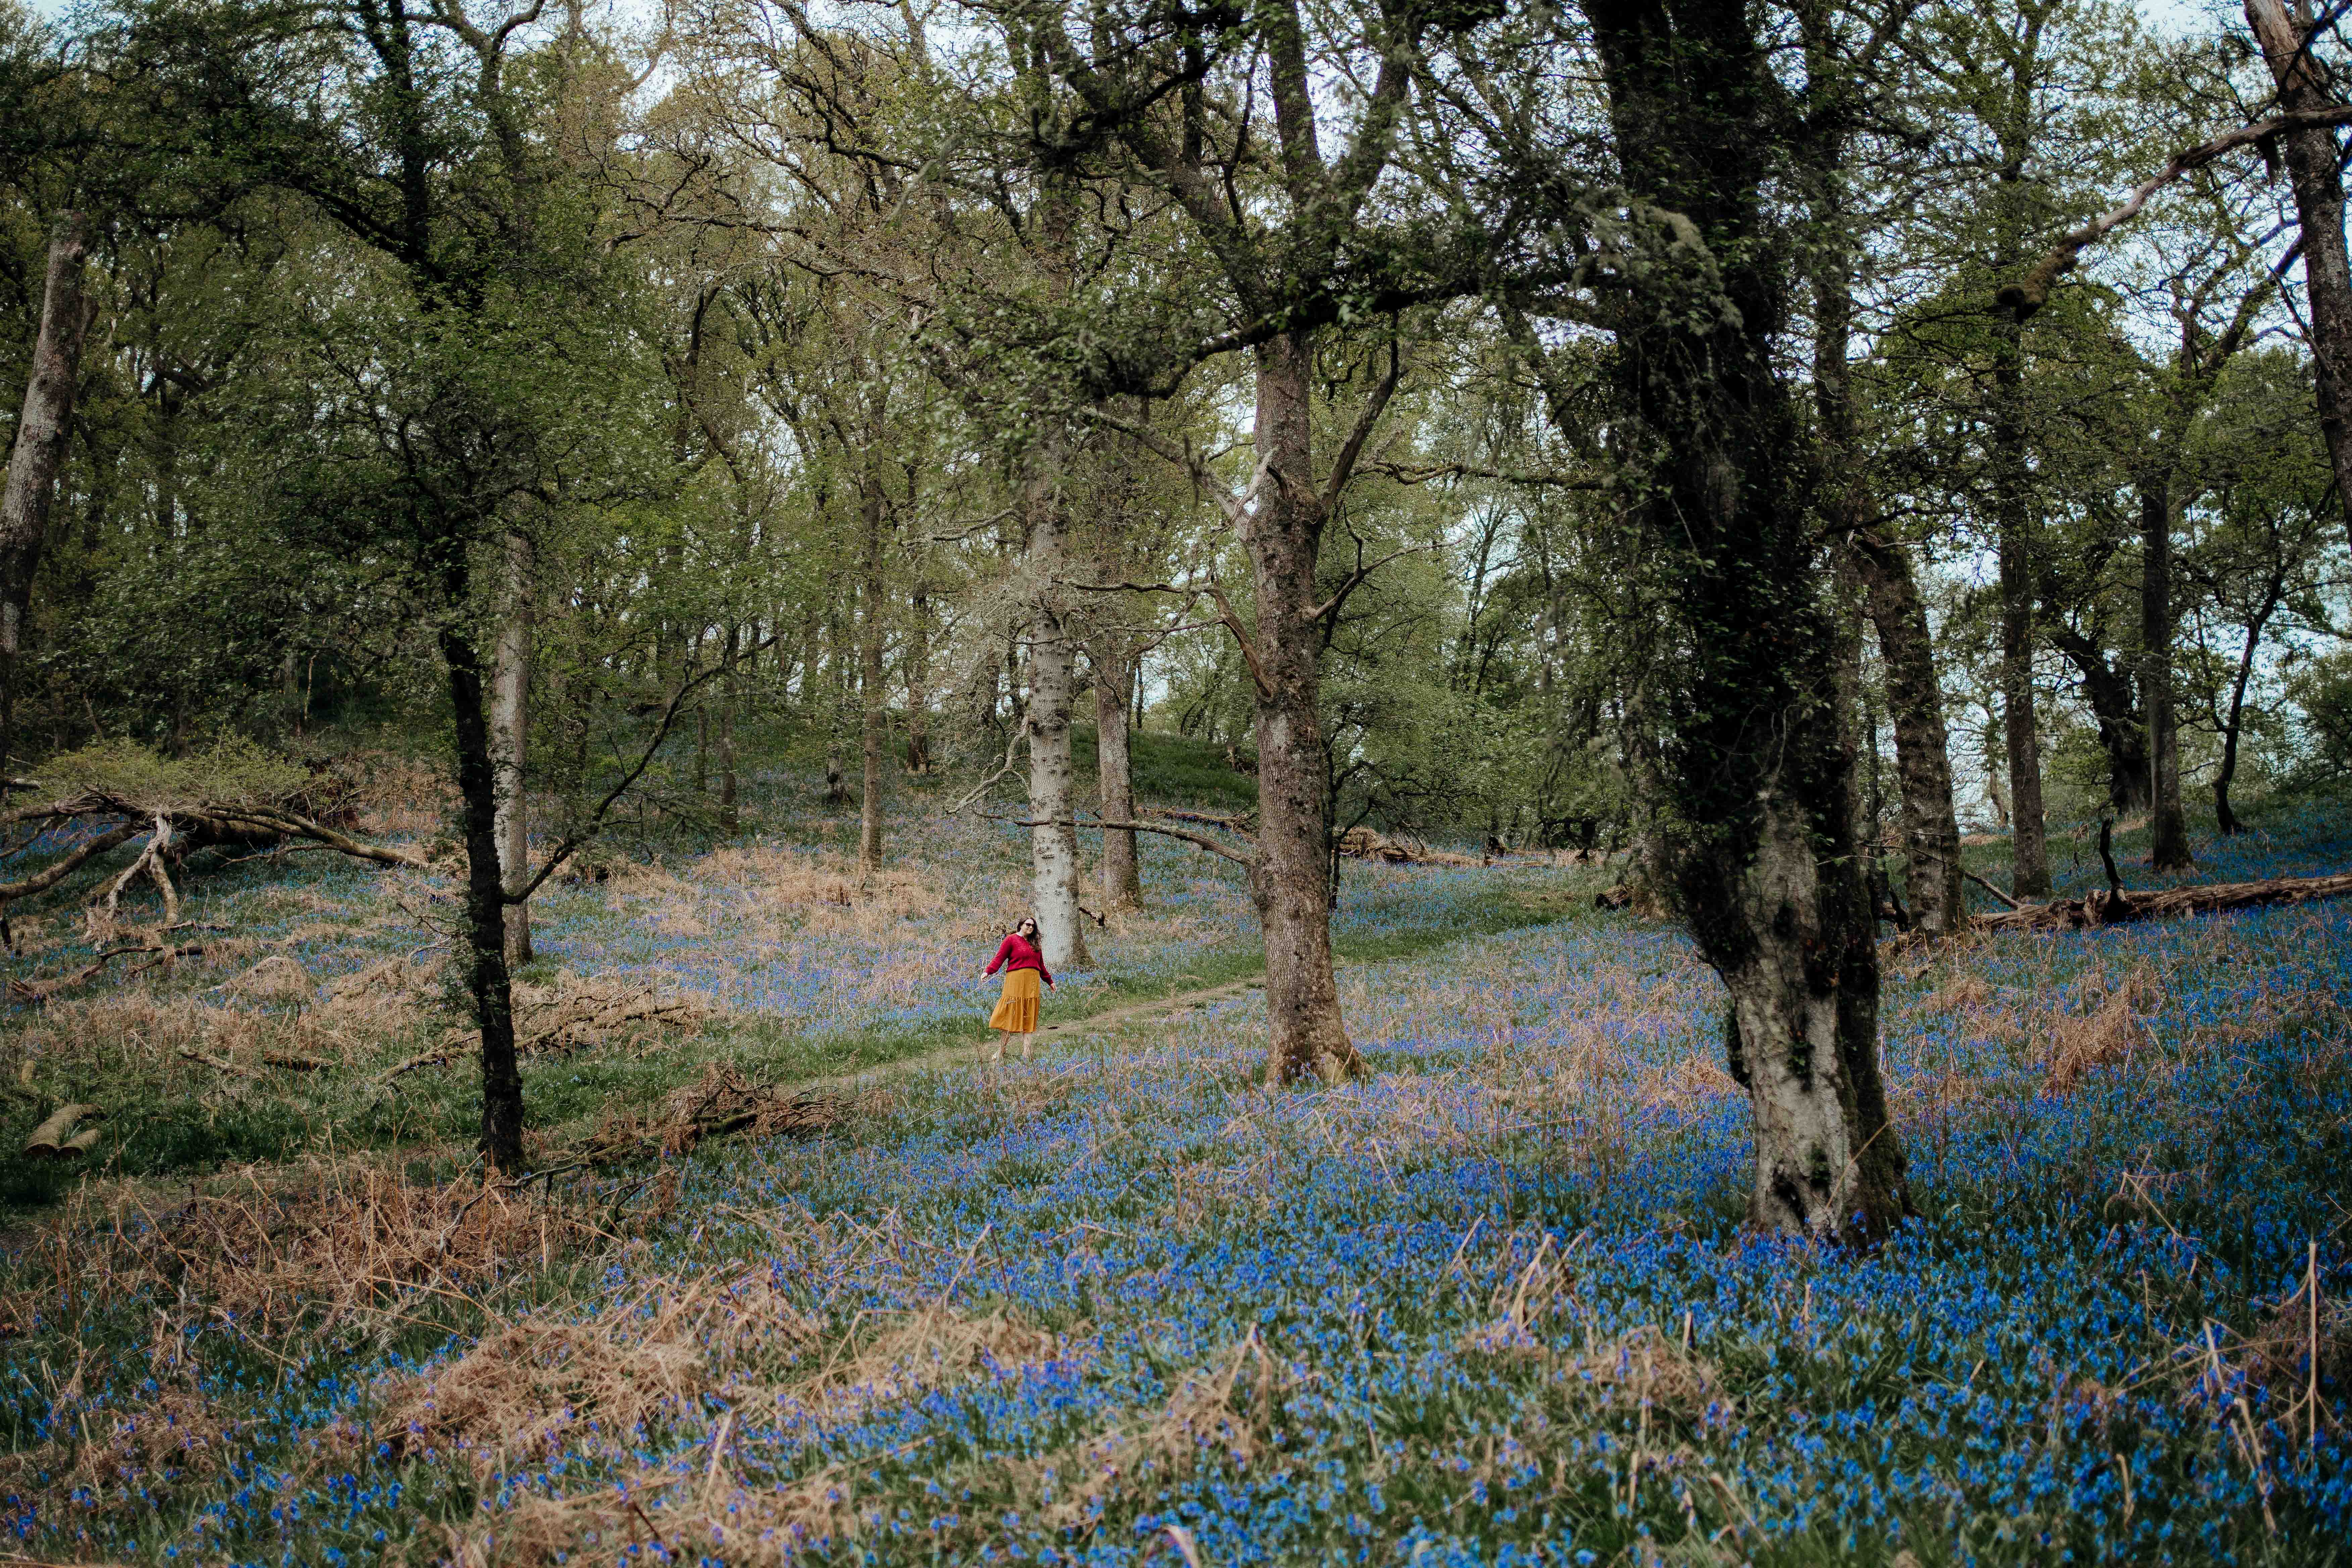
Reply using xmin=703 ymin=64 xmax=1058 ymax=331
xmin=1970 ymin=871 xmax=2352 ymax=932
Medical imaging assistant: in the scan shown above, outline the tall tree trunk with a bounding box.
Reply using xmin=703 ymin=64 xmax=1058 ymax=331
xmin=1022 ymin=442 xmax=1093 ymax=971
xmin=2140 ymin=476 xmax=2190 ymax=867
xmin=0 ymin=213 xmax=91 ymax=777
xmin=2049 ymin=628 xmax=2149 ymax=812
xmin=859 ymin=486 xmax=887 ymax=874
xmin=1853 ymin=535 xmax=1965 ymax=933
xmin=2214 ymin=616 xmax=2263 ymax=835
xmin=718 ymin=622 xmax=739 ymax=836
xmin=1990 ymin=318 xmax=2051 ymax=896
xmin=905 ymin=581 xmax=933 ymax=773
xmin=2246 ymin=0 xmax=2352 ymax=549
xmin=1093 ymin=639 xmax=1143 ymax=909
xmin=491 ymin=528 xmax=535 ymax=964
xmin=1248 ymin=332 xmax=1358 ymax=1085
xmin=436 ymin=562 xmax=525 ymax=1173
xmin=1585 ymin=0 xmax=1906 ymax=1240
xmin=1806 ymin=134 xmax=1966 ymax=937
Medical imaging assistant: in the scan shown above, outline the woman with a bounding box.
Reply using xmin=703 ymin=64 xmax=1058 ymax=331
xmin=983 ymin=916 xmax=1054 ymax=1060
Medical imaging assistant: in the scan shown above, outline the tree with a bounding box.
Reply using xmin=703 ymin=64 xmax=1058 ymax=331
xmin=0 ymin=211 xmax=89 ymax=780
xmin=117 ymin=0 xmax=667 ymax=1170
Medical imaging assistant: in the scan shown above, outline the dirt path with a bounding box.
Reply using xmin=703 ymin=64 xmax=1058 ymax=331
xmin=802 ymin=969 xmax=1294 ymax=1092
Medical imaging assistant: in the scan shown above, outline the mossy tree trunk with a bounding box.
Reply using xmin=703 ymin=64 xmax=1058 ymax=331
xmin=1585 ymin=0 xmax=1909 ymax=1240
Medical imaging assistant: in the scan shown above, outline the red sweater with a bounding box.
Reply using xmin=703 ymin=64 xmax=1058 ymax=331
xmin=986 ymin=933 xmax=1051 ymax=985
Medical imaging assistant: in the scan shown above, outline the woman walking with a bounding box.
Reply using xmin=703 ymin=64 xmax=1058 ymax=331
xmin=983 ymin=916 xmax=1054 ymax=1061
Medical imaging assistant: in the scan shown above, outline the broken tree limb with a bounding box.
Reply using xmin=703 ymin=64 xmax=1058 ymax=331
xmin=0 ymin=822 xmax=139 ymax=904
xmin=1149 ymin=806 xmax=1256 ymax=832
xmin=95 ymin=814 xmax=175 ymax=932
xmin=8 ymin=941 xmax=190 ymax=1001
xmin=1962 ymin=867 xmax=2024 ymax=910
xmin=195 ymin=806 xmax=427 ymax=869
xmin=1969 ymin=872 xmax=2352 ymax=932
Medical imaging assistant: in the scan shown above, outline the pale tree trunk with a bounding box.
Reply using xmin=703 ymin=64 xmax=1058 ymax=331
xmin=1248 ymin=332 xmax=1358 ymax=1085
xmin=491 ymin=529 xmax=535 ymax=964
xmin=1093 ymin=639 xmax=1143 ymax=909
xmin=1853 ymin=534 xmax=1965 ymax=932
xmin=2246 ymin=0 xmax=2352 ymax=550
xmin=0 ymin=213 xmax=91 ymax=776
xmin=1022 ymin=441 xmax=1093 ymax=971
xmin=2141 ymin=476 xmax=2190 ymax=867
xmin=858 ymin=484 xmax=887 ymax=874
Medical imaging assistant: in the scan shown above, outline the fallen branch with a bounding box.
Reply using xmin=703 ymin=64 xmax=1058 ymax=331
xmin=1150 ymin=806 xmax=1255 ymax=832
xmin=8 ymin=940 xmax=201 ymax=1002
xmin=1970 ymin=872 xmax=2352 ymax=932
xmin=178 ymin=1048 xmax=260 ymax=1080
xmin=0 ymin=823 xmax=140 ymax=902
xmin=1963 ymin=867 xmax=2023 ymax=910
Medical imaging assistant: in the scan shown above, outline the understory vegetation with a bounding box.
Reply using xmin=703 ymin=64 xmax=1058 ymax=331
xmin=0 ymin=778 xmax=2339 ymax=1564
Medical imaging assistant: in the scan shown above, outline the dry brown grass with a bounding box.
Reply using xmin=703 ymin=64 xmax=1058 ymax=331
xmin=2043 ymin=965 xmax=2163 ymax=1095
xmin=376 ymin=1274 xmax=824 ymax=1474
xmin=8 ymin=1162 xmax=604 ymax=1338
xmin=440 ymin=1300 xmax=1085 ymax=1565
xmin=338 ymin=749 xmax=457 ymax=838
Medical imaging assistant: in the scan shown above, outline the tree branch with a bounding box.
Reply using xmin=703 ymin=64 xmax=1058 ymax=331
xmin=507 ymin=634 xmax=779 ymax=903
xmin=0 ymin=824 xmax=140 ymax=904
xmin=1999 ymin=106 xmax=2352 ymax=318
xmin=1320 ymin=339 xmax=1403 ymax=511
xmin=1008 ymin=813 xmax=1260 ymax=869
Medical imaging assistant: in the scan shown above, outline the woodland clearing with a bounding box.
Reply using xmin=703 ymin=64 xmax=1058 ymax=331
xmin=0 ymin=781 xmax=2340 ymax=1565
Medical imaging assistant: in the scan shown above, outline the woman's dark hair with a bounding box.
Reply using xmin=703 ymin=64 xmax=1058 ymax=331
xmin=1016 ymin=915 xmax=1038 ymax=934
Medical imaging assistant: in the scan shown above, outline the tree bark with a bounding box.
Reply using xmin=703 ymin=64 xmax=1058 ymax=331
xmin=1585 ymin=0 xmax=1906 ymax=1240
xmin=2140 ymin=475 xmax=2190 ymax=867
xmin=1853 ymin=535 xmax=1965 ymax=933
xmin=1990 ymin=317 xmax=2051 ymax=897
xmin=1805 ymin=120 xmax=1966 ymax=937
xmin=905 ymin=581 xmax=933 ymax=774
xmin=438 ymin=595 xmax=525 ymax=1174
xmin=1021 ymin=441 xmax=1093 ymax=972
xmin=0 ymin=213 xmax=91 ymax=777
xmin=858 ymin=483 xmax=887 ymax=874
xmin=718 ymin=622 xmax=739 ymax=836
xmin=2245 ymin=0 xmax=2352 ymax=550
xmin=2049 ymin=626 xmax=2150 ymax=812
xmin=491 ymin=528 xmax=535 ymax=965
xmin=1093 ymin=639 xmax=1143 ymax=909
xmin=1248 ymin=332 xmax=1358 ymax=1086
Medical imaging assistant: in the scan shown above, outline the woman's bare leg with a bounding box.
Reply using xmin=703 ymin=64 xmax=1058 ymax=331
xmin=1020 ymin=1030 xmax=1033 ymax=1060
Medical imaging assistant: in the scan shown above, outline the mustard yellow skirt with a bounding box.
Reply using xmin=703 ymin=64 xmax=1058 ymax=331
xmin=988 ymin=968 xmax=1041 ymax=1033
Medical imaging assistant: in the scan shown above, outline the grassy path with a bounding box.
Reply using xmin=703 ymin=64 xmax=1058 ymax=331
xmin=800 ymin=968 xmax=1287 ymax=1091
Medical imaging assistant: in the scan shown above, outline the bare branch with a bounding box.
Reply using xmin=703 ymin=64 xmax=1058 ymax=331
xmin=507 ymin=634 xmax=780 ymax=903
xmin=1321 ymin=341 xmax=1403 ymax=510
xmin=0 ymin=823 xmax=140 ymax=904
xmin=1008 ymin=813 xmax=1260 ymax=869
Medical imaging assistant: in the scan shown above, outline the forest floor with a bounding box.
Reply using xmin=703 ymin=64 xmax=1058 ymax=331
xmin=0 ymin=759 xmax=2343 ymax=1565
